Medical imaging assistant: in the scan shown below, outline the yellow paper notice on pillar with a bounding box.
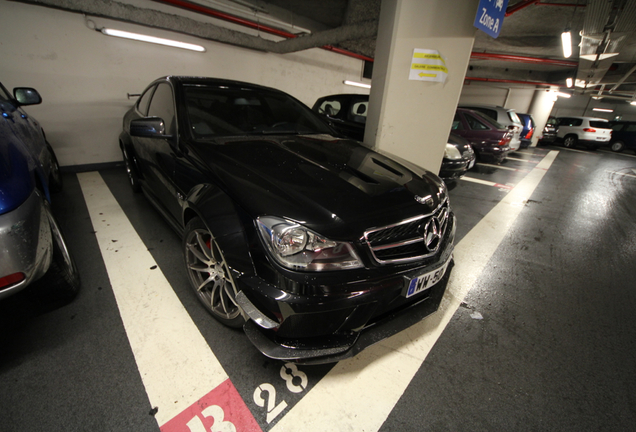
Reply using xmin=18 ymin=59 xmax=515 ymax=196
xmin=409 ymin=49 xmax=448 ymax=83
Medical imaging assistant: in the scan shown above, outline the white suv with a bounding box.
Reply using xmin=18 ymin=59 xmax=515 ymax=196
xmin=458 ymin=104 xmax=523 ymax=151
xmin=556 ymin=116 xmax=612 ymax=149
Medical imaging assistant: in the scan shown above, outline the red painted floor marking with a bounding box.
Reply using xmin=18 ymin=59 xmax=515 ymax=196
xmin=161 ymin=379 xmax=262 ymax=432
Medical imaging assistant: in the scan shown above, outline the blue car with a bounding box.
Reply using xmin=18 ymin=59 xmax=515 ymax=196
xmin=0 ymin=81 xmax=79 ymax=303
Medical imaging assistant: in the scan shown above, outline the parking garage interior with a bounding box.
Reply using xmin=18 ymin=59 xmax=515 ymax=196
xmin=1 ymin=0 xmax=636 ymax=431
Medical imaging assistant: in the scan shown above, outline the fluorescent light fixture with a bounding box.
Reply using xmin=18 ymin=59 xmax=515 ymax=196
xmin=343 ymin=80 xmax=371 ymax=89
xmin=579 ymin=53 xmax=618 ymax=61
xmin=566 ymin=77 xmax=573 ymax=88
xmin=101 ymin=28 xmax=206 ymax=52
xmin=592 ymin=108 xmax=613 ymax=112
xmin=631 ymin=101 xmax=636 ymax=106
xmin=556 ymin=92 xmax=571 ymax=98
xmin=561 ymin=31 xmax=572 ymax=58
xmin=575 ymin=79 xmax=587 ymax=88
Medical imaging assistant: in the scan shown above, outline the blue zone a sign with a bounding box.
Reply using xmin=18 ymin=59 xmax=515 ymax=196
xmin=474 ymin=0 xmax=509 ymax=38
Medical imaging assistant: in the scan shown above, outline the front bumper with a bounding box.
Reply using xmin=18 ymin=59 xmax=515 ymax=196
xmin=439 ymin=157 xmax=474 ymax=181
xmin=237 ymin=214 xmax=456 ymax=364
xmin=0 ymin=189 xmax=52 ymax=300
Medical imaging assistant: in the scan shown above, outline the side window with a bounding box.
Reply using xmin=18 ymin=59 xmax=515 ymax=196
xmin=452 ymin=113 xmax=464 ymax=130
xmin=466 ymin=113 xmax=489 ymax=130
xmin=148 ymin=83 xmax=176 ymax=134
xmin=626 ymin=124 xmax=636 ymax=132
xmin=472 ymin=108 xmax=497 ymax=121
xmin=611 ymin=123 xmax=624 ymax=131
xmin=319 ymin=100 xmax=341 ymax=116
xmin=589 ymin=121 xmax=609 ymax=128
xmin=137 ymin=85 xmax=155 ymax=116
xmin=348 ymin=101 xmax=368 ymax=124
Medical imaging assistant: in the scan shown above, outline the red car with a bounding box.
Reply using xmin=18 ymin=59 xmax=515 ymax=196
xmin=451 ymin=108 xmax=512 ymax=164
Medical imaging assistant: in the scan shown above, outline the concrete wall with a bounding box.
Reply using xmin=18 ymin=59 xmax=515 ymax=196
xmin=551 ymin=93 xmax=636 ymax=121
xmin=0 ymin=0 xmax=368 ymax=167
xmin=459 ymin=83 xmax=537 ymax=113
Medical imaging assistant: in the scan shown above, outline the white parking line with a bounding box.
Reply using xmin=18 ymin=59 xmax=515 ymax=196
xmin=270 ymin=150 xmax=560 ymax=432
xmin=460 ymin=176 xmax=513 ymax=189
xmin=477 ymin=163 xmax=529 ymax=172
xmin=506 ymin=156 xmax=538 ymax=163
xmin=77 ymin=172 xmax=257 ymax=430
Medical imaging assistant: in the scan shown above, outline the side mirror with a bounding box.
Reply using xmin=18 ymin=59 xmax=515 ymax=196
xmin=13 ymin=87 xmax=42 ymax=106
xmin=130 ymin=117 xmax=173 ymax=139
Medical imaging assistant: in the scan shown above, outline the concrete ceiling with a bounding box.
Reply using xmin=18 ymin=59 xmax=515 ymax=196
xmin=16 ymin=0 xmax=636 ymax=101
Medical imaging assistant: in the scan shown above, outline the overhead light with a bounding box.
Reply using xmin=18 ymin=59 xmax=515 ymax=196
xmin=593 ymin=108 xmax=613 ymax=113
xmin=580 ymin=53 xmax=619 ymax=62
xmin=566 ymin=78 xmax=573 ymax=88
xmin=630 ymin=101 xmax=636 ymax=106
xmin=556 ymin=92 xmax=571 ymax=98
xmin=575 ymin=79 xmax=587 ymax=88
xmin=561 ymin=31 xmax=572 ymax=58
xmin=343 ymin=80 xmax=371 ymax=89
xmin=101 ymin=28 xmax=206 ymax=52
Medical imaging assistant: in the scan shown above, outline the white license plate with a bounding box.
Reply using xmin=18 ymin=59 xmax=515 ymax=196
xmin=405 ymin=257 xmax=451 ymax=298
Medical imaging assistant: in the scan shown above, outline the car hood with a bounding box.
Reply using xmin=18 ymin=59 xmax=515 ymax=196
xmin=188 ymin=135 xmax=446 ymax=239
xmin=0 ymin=138 xmax=36 ymax=215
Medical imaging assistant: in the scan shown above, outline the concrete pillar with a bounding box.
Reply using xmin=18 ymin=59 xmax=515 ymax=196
xmin=527 ymin=87 xmax=558 ymax=147
xmin=364 ymin=0 xmax=480 ymax=173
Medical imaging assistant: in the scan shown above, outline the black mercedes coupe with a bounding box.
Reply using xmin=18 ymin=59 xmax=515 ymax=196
xmin=119 ymin=76 xmax=455 ymax=364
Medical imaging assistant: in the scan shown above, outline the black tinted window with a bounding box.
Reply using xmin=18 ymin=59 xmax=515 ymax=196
xmin=147 ymin=83 xmax=175 ymax=134
xmin=626 ymin=124 xmax=636 ymax=132
xmin=184 ymin=84 xmax=332 ymax=138
xmin=452 ymin=113 xmax=464 ymax=130
xmin=466 ymin=113 xmax=490 ymax=130
xmin=137 ymin=85 xmax=155 ymax=116
xmin=558 ymin=118 xmax=582 ymax=127
xmin=589 ymin=121 xmax=609 ymax=128
xmin=471 ymin=107 xmax=498 ymax=121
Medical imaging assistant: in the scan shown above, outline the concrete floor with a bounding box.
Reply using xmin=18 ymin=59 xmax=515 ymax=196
xmin=1 ymin=145 xmax=635 ymax=431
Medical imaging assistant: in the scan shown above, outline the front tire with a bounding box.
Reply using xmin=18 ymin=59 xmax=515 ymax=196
xmin=563 ymin=135 xmax=577 ymax=148
xmin=30 ymin=198 xmax=80 ymax=304
xmin=183 ymin=217 xmax=245 ymax=328
xmin=610 ymin=141 xmax=625 ymax=152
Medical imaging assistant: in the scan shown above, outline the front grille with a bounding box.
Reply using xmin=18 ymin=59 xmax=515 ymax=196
xmin=364 ymin=200 xmax=450 ymax=264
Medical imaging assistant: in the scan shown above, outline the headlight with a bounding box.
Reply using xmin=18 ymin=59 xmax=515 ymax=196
xmin=256 ymin=216 xmax=363 ymax=271
xmin=444 ymin=143 xmax=462 ymax=160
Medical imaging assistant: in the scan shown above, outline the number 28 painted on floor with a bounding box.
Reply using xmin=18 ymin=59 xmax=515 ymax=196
xmin=253 ymin=363 xmax=308 ymax=423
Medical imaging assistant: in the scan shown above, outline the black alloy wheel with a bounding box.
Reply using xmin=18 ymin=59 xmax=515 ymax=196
xmin=121 ymin=145 xmax=141 ymax=192
xmin=183 ymin=218 xmax=245 ymax=328
xmin=610 ymin=141 xmax=625 ymax=152
xmin=563 ymin=135 xmax=577 ymax=148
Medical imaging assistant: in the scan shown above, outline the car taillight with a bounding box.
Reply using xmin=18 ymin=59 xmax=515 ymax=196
xmin=583 ymin=128 xmax=596 ymax=132
xmin=0 ymin=272 xmax=25 ymax=290
xmin=498 ymin=135 xmax=511 ymax=146
xmin=526 ymin=128 xmax=534 ymax=139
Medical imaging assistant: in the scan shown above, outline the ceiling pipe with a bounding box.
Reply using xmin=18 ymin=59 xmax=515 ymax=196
xmin=505 ymin=0 xmax=586 ymax=17
xmin=505 ymin=0 xmax=541 ymax=17
xmin=154 ymin=0 xmax=375 ymax=61
xmin=465 ymin=77 xmax=556 ymax=87
xmin=470 ymin=52 xmax=578 ymax=67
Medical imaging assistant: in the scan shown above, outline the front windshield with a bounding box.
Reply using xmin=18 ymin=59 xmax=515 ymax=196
xmin=183 ymin=84 xmax=332 ymax=138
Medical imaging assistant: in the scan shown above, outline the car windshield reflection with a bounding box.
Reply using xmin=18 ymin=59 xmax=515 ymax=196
xmin=184 ymin=84 xmax=332 ymax=139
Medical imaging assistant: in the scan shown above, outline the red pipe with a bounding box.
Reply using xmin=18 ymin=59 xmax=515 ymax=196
xmin=465 ymin=77 xmax=556 ymax=86
xmin=505 ymin=0 xmax=541 ymax=17
xmin=154 ymin=0 xmax=374 ymax=62
xmin=470 ymin=52 xmax=578 ymax=67
xmin=506 ymin=0 xmax=585 ymax=16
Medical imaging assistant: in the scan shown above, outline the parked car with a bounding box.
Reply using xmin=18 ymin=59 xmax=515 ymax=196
xmin=451 ymin=108 xmax=512 ymax=163
xmin=0 ymin=82 xmax=79 ymax=303
xmin=313 ymin=93 xmax=473 ymax=181
xmin=458 ymin=104 xmax=523 ymax=151
xmin=517 ymin=113 xmax=535 ymax=148
xmin=607 ymin=121 xmax=636 ymax=153
xmin=538 ymin=116 xmax=558 ymax=144
xmin=439 ymin=133 xmax=476 ymax=181
xmin=555 ymin=116 xmax=612 ymax=149
xmin=120 ymin=77 xmax=456 ymax=364
xmin=312 ymin=93 xmax=368 ymax=141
